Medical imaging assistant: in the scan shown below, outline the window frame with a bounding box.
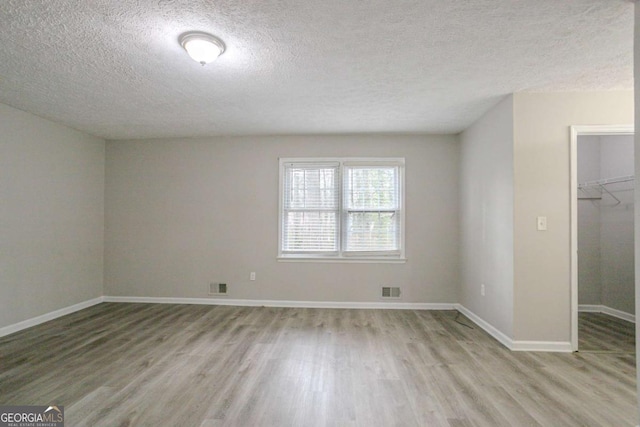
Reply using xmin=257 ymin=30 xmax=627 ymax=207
xmin=278 ymin=157 xmax=406 ymax=263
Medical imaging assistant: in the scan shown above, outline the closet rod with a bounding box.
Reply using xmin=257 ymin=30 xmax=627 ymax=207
xmin=578 ymin=174 xmax=634 ymax=189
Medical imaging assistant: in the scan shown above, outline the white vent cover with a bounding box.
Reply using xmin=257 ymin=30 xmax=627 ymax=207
xmin=382 ymin=287 xmax=401 ymax=298
xmin=209 ymin=283 xmax=227 ymax=295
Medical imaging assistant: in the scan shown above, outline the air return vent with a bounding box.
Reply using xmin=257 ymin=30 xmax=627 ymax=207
xmin=209 ymin=283 xmax=228 ymax=295
xmin=381 ymin=287 xmax=401 ymax=298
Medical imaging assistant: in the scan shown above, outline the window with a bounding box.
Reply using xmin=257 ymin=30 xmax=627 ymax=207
xmin=279 ymin=158 xmax=405 ymax=261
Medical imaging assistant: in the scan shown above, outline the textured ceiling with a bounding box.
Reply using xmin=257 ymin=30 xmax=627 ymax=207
xmin=0 ymin=0 xmax=633 ymax=140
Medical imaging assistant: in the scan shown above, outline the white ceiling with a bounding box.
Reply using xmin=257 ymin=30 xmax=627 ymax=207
xmin=0 ymin=0 xmax=633 ymax=140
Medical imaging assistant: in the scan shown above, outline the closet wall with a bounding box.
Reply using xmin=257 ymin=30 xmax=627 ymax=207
xmin=578 ymin=134 xmax=635 ymax=315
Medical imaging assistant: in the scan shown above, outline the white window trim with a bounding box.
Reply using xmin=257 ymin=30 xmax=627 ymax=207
xmin=278 ymin=157 xmax=406 ymax=263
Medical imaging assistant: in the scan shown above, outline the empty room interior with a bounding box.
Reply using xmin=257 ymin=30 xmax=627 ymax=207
xmin=1 ymin=1 xmax=639 ymax=426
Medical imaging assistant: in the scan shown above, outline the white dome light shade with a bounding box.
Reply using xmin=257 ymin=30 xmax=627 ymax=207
xmin=179 ymin=32 xmax=225 ymax=65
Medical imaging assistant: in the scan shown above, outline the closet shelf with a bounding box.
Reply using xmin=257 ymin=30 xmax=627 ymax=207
xmin=578 ymin=174 xmax=634 ymax=189
xmin=578 ymin=175 xmax=634 ymax=205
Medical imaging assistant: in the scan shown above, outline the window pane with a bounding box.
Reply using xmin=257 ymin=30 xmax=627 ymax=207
xmin=286 ymin=167 xmax=338 ymax=209
xmin=346 ymin=167 xmax=397 ymax=210
xmin=284 ymin=211 xmax=337 ymax=252
xmin=345 ymin=212 xmax=398 ymax=251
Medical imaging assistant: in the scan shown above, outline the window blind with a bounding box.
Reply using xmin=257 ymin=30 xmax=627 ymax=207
xmin=343 ymin=166 xmax=400 ymax=254
xmin=282 ymin=163 xmax=340 ymax=253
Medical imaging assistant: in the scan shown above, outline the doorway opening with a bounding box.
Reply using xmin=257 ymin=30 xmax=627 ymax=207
xmin=570 ymin=125 xmax=635 ymax=352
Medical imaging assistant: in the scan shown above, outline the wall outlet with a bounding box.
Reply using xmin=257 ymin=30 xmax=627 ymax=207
xmin=250 ymin=272 xmax=256 ymax=281
xmin=481 ymin=284 xmax=485 ymax=296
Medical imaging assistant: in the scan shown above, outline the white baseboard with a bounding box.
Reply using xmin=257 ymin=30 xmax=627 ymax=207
xmin=455 ymin=304 xmax=514 ymax=349
xmin=510 ymin=340 xmax=573 ymax=352
xmin=578 ymin=304 xmax=604 ymax=313
xmin=103 ymin=296 xmax=456 ymax=310
xmin=578 ymin=304 xmax=635 ymax=323
xmin=455 ymin=304 xmax=572 ymax=352
xmin=0 ymin=296 xmax=104 ymax=338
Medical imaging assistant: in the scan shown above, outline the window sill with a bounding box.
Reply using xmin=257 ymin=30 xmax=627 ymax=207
xmin=277 ymin=257 xmax=407 ymax=264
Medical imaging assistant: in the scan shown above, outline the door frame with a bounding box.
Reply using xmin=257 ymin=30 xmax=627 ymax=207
xmin=570 ymin=124 xmax=634 ymax=351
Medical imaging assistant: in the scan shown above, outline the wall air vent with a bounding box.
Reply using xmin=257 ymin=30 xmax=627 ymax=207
xmin=209 ymin=283 xmax=228 ymax=295
xmin=381 ymin=287 xmax=401 ymax=299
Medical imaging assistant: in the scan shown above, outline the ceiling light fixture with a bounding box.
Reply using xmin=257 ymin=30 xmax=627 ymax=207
xmin=179 ymin=31 xmax=225 ymax=66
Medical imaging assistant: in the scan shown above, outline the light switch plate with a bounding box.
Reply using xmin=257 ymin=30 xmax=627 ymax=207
xmin=537 ymin=216 xmax=547 ymax=231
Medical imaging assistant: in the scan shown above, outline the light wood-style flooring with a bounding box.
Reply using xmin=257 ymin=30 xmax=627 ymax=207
xmin=579 ymin=311 xmax=635 ymax=354
xmin=0 ymin=303 xmax=636 ymax=426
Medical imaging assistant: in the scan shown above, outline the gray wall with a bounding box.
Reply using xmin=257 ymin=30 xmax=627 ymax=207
xmin=0 ymin=103 xmax=105 ymax=329
xmin=513 ymin=91 xmax=634 ymax=343
xmin=458 ymin=92 xmax=634 ymax=345
xmin=105 ymin=135 xmax=460 ymax=303
xmin=459 ymin=95 xmax=514 ymax=338
xmin=600 ymin=135 xmax=635 ymax=315
xmin=578 ymin=135 xmax=635 ymax=315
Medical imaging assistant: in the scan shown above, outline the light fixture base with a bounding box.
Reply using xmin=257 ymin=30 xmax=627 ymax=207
xmin=179 ymin=31 xmax=225 ymax=65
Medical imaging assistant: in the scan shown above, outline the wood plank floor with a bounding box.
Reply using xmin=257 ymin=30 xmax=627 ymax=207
xmin=0 ymin=303 xmax=636 ymax=426
xmin=578 ymin=312 xmax=636 ymax=353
